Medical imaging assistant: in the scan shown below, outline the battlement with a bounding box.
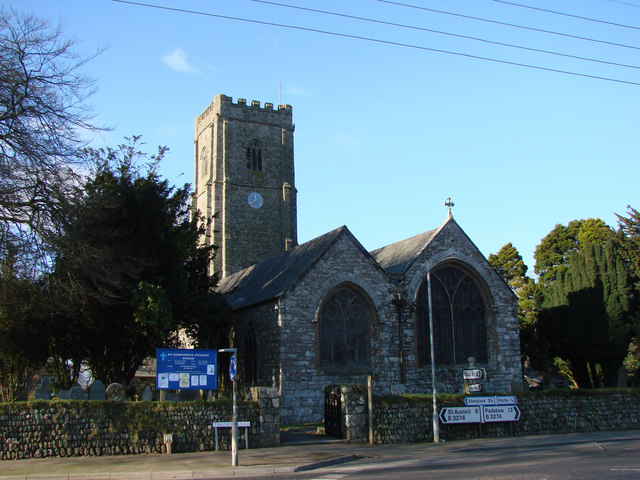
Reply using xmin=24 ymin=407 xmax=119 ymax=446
xmin=197 ymin=94 xmax=292 ymax=129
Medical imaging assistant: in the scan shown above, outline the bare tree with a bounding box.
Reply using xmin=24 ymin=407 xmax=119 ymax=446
xmin=0 ymin=8 xmax=102 ymax=273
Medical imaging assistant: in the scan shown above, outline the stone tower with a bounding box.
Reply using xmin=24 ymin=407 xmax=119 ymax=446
xmin=193 ymin=94 xmax=297 ymax=278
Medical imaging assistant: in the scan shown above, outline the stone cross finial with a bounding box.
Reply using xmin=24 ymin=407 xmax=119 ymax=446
xmin=445 ymin=197 xmax=454 ymax=218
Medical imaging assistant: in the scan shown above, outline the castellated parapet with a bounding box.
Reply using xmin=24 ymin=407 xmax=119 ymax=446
xmin=196 ymin=95 xmax=292 ymax=136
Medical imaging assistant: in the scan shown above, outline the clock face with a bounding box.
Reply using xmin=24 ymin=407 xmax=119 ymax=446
xmin=247 ymin=192 xmax=264 ymax=209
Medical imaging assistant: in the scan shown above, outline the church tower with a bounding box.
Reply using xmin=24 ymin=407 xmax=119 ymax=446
xmin=193 ymin=95 xmax=297 ymax=278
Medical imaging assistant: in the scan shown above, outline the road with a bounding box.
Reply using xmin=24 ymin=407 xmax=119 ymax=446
xmin=220 ymin=437 xmax=640 ymax=480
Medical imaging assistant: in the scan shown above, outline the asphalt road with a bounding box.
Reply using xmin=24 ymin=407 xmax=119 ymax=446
xmin=227 ymin=437 xmax=640 ymax=480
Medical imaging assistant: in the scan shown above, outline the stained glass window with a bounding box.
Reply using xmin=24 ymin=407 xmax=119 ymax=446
xmin=417 ymin=265 xmax=487 ymax=365
xmin=319 ymin=286 xmax=371 ymax=368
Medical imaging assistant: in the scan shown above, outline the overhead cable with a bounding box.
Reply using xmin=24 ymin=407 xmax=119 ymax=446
xmin=376 ymin=0 xmax=640 ymax=51
xmin=492 ymin=0 xmax=640 ymax=30
xmin=251 ymin=0 xmax=640 ymax=70
xmin=110 ymin=0 xmax=640 ymax=86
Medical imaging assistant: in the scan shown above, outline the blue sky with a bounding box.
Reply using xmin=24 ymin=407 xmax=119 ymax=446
xmin=10 ymin=0 xmax=640 ymax=277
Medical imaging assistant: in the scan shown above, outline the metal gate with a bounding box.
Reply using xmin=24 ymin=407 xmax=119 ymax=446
xmin=324 ymin=386 xmax=342 ymax=438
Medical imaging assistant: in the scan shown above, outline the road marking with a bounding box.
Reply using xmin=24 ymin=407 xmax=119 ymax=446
xmin=308 ymin=475 xmax=348 ymax=480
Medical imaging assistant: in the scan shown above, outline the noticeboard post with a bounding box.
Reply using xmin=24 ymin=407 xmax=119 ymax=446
xmin=156 ymin=348 xmax=217 ymax=391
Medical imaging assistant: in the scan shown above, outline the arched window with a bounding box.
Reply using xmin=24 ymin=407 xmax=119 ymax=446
xmin=417 ymin=265 xmax=487 ymax=365
xmin=246 ymin=140 xmax=262 ymax=171
xmin=319 ymin=286 xmax=372 ymax=370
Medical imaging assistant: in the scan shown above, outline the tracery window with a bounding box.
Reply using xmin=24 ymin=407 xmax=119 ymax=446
xmin=319 ymin=286 xmax=372 ymax=369
xmin=417 ymin=265 xmax=487 ymax=365
xmin=246 ymin=140 xmax=263 ymax=171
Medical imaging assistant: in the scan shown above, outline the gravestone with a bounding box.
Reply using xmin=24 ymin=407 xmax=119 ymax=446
xmin=58 ymin=390 xmax=69 ymax=400
xmin=69 ymin=384 xmax=86 ymax=400
xmin=88 ymin=380 xmax=106 ymax=401
xmin=178 ymin=390 xmax=199 ymax=401
xmin=34 ymin=386 xmax=52 ymax=400
xmin=105 ymin=382 xmax=127 ymax=401
xmin=141 ymin=384 xmax=153 ymax=401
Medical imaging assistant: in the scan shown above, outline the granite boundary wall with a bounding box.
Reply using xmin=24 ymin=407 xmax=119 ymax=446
xmin=0 ymin=387 xmax=279 ymax=460
xmin=341 ymin=388 xmax=640 ymax=444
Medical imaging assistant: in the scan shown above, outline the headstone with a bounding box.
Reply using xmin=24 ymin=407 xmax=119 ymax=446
xmin=69 ymin=384 xmax=86 ymax=400
xmin=390 ymin=384 xmax=406 ymax=395
xmin=88 ymin=380 xmax=106 ymax=401
xmin=141 ymin=384 xmax=153 ymax=401
xmin=34 ymin=386 xmax=52 ymax=400
xmin=58 ymin=390 xmax=70 ymax=400
xmin=165 ymin=393 xmax=178 ymax=402
xmin=105 ymin=382 xmax=127 ymax=402
xmin=178 ymin=390 xmax=199 ymax=401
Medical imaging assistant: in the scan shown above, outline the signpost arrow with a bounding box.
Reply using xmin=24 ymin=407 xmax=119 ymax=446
xmin=439 ymin=406 xmax=482 ymax=424
xmin=496 ymin=395 xmax=518 ymax=405
xmin=464 ymin=396 xmax=496 ymax=406
xmin=482 ymin=405 xmax=521 ymax=423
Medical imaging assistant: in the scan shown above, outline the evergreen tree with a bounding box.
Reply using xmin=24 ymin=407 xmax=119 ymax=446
xmin=489 ymin=243 xmax=537 ymax=363
xmin=49 ymin=137 xmax=229 ymax=385
xmin=534 ymin=219 xmax=615 ymax=286
xmin=0 ymin=242 xmax=50 ymax=401
xmin=537 ymin=241 xmax=637 ymax=387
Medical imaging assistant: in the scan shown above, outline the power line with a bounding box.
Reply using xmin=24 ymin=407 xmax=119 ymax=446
xmin=376 ymin=0 xmax=640 ymax=51
xmin=110 ymin=0 xmax=640 ymax=86
xmin=607 ymin=0 xmax=640 ymax=7
xmin=492 ymin=0 xmax=640 ymax=30
xmin=250 ymin=0 xmax=640 ymax=70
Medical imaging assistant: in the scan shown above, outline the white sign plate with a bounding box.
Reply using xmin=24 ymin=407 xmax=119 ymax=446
xmin=463 ymin=368 xmax=484 ymax=380
xmin=212 ymin=421 xmax=251 ymax=428
xmin=439 ymin=407 xmax=482 ymax=424
xmin=482 ymin=405 xmax=521 ymax=423
xmin=496 ymin=395 xmax=518 ymax=405
xmin=467 ymin=384 xmax=483 ymax=393
xmin=464 ymin=396 xmax=496 ymax=406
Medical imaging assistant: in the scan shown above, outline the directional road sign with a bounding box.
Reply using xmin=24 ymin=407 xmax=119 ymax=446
xmin=439 ymin=406 xmax=482 ymax=424
xmin=464 ymin=396 xmax=498 ymax=406
xmin=463 ymin=368 xmax=484 ymax=380
xmin=482 ymin=405 xmax=521 ymax=423
xmin=496 ymin=395 xmax=518 ymax=405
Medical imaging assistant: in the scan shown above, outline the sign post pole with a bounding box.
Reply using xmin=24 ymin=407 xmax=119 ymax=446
xmin=219 ymin=348 xmax=238 ymax=467
xmin=426 ymin=270 xmax=440 ymax=443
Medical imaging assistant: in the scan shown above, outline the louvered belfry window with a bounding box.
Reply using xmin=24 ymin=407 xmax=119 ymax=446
xmin=319 ymin=286 xmax=370 ymax=369
xmin=246 ymin=140 xmax=263 ymax=171
xmin=417 ymin=265 xmax=487 ymax=365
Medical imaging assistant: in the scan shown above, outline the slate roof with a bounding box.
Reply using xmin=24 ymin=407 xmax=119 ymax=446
xmin=217 ymin=219 xmax=453 ymax=310
xmin=370 ymin=226 xmax=442 ymax=275
xmin=216 ymin=226 xmax=354 ymax=310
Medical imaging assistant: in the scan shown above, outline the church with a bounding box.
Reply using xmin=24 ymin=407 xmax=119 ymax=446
xmin=193 ymin=94 xmax=522 ymax=425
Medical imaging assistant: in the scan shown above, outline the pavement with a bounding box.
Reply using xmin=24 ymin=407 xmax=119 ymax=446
xmin=2 ymin=429 xmax=640 ymax=480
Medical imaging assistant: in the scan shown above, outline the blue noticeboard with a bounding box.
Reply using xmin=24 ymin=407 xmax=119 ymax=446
xmin=156 ymin=348 xmax=217 ymax=390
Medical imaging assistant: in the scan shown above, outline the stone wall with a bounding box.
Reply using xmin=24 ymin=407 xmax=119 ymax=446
xmin=0 ymin=387 xmax=280 ymax=460
xmin=341 ymin=389 xmax=640 ymax=444
xmin=277 ymin=232 xmax=397 ymax=425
